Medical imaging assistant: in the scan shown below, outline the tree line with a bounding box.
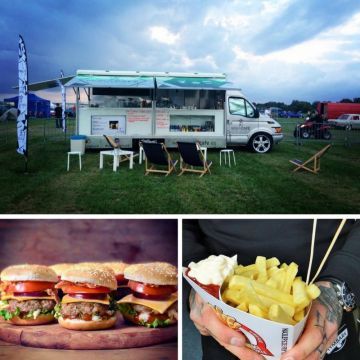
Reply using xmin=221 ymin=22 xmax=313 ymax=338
xmin=255 ymin=98 xmax=360 ymax=113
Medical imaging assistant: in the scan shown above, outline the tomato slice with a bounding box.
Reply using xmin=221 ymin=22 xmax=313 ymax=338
xmin=116 ymin=274 xmax=128 ymax=286
xmin=128 ymin=280 xmax=177 ymax=297
xmin=60 ymin=284 xmax=110 ymax=294
xmin=7 ymin=281 xmax=55 ymax=293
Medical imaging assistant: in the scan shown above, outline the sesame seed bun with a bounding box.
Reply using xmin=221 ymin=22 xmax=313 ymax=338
xmin=0 ymin=265 xmax=58 ymax=283
xmin=61 ymin=265 xmax=117 ymax=290
xmin=57 ymin=316 xmax=116 ymax=330
xmin=102 ymin=262 xmax=128 ymax=276
xmin=124 ymin=262 xmax=177 ymax=286
xmin=49 ymin=263 xmax=74 ymax=277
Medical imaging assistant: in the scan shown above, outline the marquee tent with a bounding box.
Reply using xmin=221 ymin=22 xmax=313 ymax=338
xmin=4 ymin=93 xmax=51 ymax=118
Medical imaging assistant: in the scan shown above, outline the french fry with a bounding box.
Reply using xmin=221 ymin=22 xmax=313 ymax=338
xmin=265 ymin=278 xmax=278 ymax=289
xmin=294 ymin=309 xmax=305 ymax=322
xmin=266 ymin=257 xmax=280 ymax=268
xmin=292 ymin=278 xmax=308 ymax=305
xmin=270 ymin=268 xmax=286 ymax=290
xmin=236 ymin=302 xmax=248 ymax=312
xmin=222 ymin=288 xmax=246 ymax=305
xmin=229 ymin=275 xmax=295 ymax=306
xmin=256 ymin=256 xmax=267 ymax=283
xmin=306 ymin=284 xmax=321 ymax=300
xmin=283 ymin=262 xmax=298 ymax=293
xmin=242 ymin=283 xmax=268 ymax=313
xmin=249 ymin=304 xmax=267 ymax=319
xmin=268 ymin=304 xmax=296 ymax=325
xmin=257 ymin=295 xmax=295 ymax=317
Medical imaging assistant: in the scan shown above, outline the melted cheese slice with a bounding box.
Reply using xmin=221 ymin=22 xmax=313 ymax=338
xmin=1 ymin=294 xmax=56 ymax=301
xmin=62 ymin=294 xmax=110 ymax=305
xmin=117 ymin=293 xmax=177 ymax=314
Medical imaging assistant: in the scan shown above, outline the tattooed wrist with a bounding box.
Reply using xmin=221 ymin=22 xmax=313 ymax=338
xmin=316 ymin=282 xmax=343 ymax=327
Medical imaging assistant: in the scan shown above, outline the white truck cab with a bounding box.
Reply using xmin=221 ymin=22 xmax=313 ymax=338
xmin=226 ymin=90 xmax=283 ymax=152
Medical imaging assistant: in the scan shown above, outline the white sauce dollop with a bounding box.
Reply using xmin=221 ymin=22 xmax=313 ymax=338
xmin=188 ymin=254 xmax=237 ymax=285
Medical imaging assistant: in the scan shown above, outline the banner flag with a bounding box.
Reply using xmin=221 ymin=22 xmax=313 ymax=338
xmin=60 ymin=70 xmax=66 ymax=132
xmin=17 ymin=35 xmax=28 ymax=156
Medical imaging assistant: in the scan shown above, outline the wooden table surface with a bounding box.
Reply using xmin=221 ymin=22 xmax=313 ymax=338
xmin=0 ymin=339 xmax=177 ymax=360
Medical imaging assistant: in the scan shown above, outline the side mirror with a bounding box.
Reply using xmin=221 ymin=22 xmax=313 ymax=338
xmin=254 ymin=109 xmax=260 ymax=118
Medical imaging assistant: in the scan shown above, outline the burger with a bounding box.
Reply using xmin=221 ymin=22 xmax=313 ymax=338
xmin=54 ymin=265 xmax=117 ymax=330
xmin=49 ymin=263 xmax=74 ymax=280
xmin=102 ymin=262 xmax=130 ymax=300
xmin=117 ymin=262 xmax=178 ymax=328
xmin=0 ymin=264 xmax=58 ymax=325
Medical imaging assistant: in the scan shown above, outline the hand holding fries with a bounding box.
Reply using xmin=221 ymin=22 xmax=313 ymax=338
xmin=221 ymin=256 xmax=321 ymax=325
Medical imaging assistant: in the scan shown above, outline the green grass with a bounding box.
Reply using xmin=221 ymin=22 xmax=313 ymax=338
xmin=0 ymin=119 xmax=359 ymax=214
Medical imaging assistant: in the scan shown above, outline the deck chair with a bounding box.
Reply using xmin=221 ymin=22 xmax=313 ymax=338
xmin=177 ymin=141 xmax=212 ymax=177
xmin=289 ymin=144 xmax=331 ymax=174
xmin=103 ymin=135 xmax=135 ymax=164
xmin=140 ymin=142 xmax=177 ymax=176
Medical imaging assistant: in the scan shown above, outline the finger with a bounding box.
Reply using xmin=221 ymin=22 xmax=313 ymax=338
xmin=280 ymin=316 xmax=325 ymax=360
xmin=201 ymin=304 xmax=246 ymax=347
xmin=193 ymin=322 xmax=210 ymax=336
xmin=222 ymin=343 xmax=266 ymax=360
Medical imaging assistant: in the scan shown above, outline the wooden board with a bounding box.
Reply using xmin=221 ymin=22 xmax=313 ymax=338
xmin=0 ymin=316 xmax=177 ymax=350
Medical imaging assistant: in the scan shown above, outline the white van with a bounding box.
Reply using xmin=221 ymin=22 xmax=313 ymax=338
xmin=31 ymin=70 xmax=284 ymax=153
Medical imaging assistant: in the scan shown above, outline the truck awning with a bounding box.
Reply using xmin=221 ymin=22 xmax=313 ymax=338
xmin=14 ymin=76 xmax=74 ymax=91
xmin=64 ymin=75 xmax=155 ymax=88
xmin=155 ymin=77 xmax=240 ymax=90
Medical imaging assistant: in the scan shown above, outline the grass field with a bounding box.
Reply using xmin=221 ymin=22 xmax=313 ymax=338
xmin=0 ymin=118 xmax=359 ymax=214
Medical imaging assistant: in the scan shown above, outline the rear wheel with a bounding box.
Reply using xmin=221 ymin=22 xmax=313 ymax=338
xmin=249 ymin=133 xmax=273 ymax=153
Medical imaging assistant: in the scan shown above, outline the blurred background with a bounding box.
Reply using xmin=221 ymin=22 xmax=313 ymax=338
xmin=0 ymin=219 xmax=177 ymax=268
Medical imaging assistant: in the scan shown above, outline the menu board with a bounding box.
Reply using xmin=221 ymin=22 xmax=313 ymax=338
xmin=126 ymin=109 xmax=152 ymax=124
xmin=91 ymin=115 xmax=126 ymax=135
xmin=156 ymin=109 xmax=170 ymax=129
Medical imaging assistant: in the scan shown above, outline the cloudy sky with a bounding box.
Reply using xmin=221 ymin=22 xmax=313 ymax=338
xmin=1 ymin=0 xmax=360 ymax=103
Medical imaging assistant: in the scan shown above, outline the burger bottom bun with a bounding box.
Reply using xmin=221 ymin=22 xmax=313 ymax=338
xmin=10 ymin=313 xmax=55 ymax=326
xmin=58 ymin=316 xmax=117 ymax=331
xmin=122 ymin=312 xmax=177 ymax=327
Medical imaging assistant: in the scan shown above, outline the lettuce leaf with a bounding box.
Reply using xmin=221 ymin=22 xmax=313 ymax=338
xmin=0 ymin=307 xmax=20 ymax=321
xmin=54 ymin=304 xmax=62 ymax=319
xmin=147 ymin=318 xmax=171 ymax=328
xmin=117 ymin=303 xmax=137 ymax=316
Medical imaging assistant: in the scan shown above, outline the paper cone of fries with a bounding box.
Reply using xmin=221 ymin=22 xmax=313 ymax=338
xmin=183 ymin=267 xmax=309 ymax=359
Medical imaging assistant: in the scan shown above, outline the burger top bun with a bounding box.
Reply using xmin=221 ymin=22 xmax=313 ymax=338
xmin=102 ymin=262 xmax=128 ymax=276
xmin=49 ymin=263 xmax=74 ymax=277
xmin=0 ymin=264 xmax=58 ymax=283
xmin=62 ymin=265 xmax=117 ymax=290
xmin=124 ymin=262 xmax=177 ymax=286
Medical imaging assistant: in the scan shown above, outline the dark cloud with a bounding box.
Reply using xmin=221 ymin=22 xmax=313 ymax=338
xmin=249 ymin=0 xmax=360 ymax=54
xmin=0 ymin=0 xmax=359 ymax=102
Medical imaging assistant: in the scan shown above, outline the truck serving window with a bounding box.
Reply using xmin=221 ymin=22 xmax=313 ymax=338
xmin=229 ymin=97 xmax=255 ymax=117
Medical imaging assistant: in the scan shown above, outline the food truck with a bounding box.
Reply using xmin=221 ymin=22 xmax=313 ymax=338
xmin=33 ymin=70 xmax=284 ymax=153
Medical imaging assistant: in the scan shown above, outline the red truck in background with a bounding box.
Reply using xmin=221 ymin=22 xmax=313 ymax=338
xmin=317 ymin=102 xmax=360 ymax=120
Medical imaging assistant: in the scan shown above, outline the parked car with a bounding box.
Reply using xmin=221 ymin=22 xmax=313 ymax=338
xmin=328 ymin=114 xmax=360 ymax=129
xmin=286 ymin=111 xmax=303 ymax=118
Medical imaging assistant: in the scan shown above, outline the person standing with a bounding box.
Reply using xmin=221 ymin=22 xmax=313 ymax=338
xmin=54 ymin=103 xmax=62 ymax=128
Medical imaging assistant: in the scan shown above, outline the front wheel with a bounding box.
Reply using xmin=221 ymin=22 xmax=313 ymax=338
xmin=249 ymin=133 xmax=273 ymax=153
xmin=301 ymin=130 xmax=311 ymax=139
